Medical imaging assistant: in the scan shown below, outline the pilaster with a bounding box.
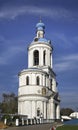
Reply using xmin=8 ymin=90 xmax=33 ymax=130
xmin=43 ymin=101 xmax=47 ymax=119
xmin=49 ymin=99 xmax=55 ymax=119
xmin=31 ymin=101 xmax=37 ymax=118
xmin=56 ymin=104 xmax=60 ymax=119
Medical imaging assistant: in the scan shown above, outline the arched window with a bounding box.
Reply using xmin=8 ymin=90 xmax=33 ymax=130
xmin=43 ymin=50 xmax=46 ymax=65
xmin=26 ymin=76 xmax=29 ymax=85
xmin=36 ymin=76 xmax=40 ymax=85
xmin=33 ymin=50 xmax=39 ymax=65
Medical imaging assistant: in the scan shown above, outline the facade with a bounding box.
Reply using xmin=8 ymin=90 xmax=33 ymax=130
xmin=18 ymin=21 xmax=60 ymax=120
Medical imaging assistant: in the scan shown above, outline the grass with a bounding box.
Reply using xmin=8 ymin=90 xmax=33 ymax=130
xmin=57 ymin=125 xmax=78 ymax=130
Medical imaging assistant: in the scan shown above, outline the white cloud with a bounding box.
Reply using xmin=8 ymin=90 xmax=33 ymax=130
xmin=0 ymin=5 xmax=77 ymax=22
xmin=52 ymin=33 xmax=72 ymax=47
xmin=0 ymin=35 xmax=28 ymax=66
xmin=0 ymin=44 xmax=24 ymax=65
xmin=63 ymin=54 xmax=78 ymax=61
xmin=54 ymin=54 xmax=78 ymax=72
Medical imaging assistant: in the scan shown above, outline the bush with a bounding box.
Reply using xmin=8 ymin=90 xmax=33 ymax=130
xmin=1 ymin=114 xmax=11 ymax=122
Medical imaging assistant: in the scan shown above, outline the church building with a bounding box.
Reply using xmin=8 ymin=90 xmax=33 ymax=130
xmin=18 ymin=21 xmax=60 ymax=120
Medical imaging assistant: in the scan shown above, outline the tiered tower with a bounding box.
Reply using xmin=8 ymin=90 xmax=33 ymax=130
xmin=18 ymin=21 xmax=60 ymax=120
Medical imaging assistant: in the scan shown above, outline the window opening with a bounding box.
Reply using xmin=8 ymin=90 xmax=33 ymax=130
xmin=43 ymin=50 xmax=46 ymax=65
xmin=37 ymin=108 xmax=40 ymax=116
xmin=26 ymin=76 xmax=29 ymax=85
xmin=33 ymin=50 xmax=39 ymax=65
xmin=36 ymin=76 xmax=40 ymax=85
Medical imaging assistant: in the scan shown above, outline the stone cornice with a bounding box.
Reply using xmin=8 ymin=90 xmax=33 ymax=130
xmin=18 ymin=94 xmax=48 ymax=100
xmin=18 ymin=68 xmax=48 ymax=76
xmin=28 ymin=41 xmax=53 ymax=50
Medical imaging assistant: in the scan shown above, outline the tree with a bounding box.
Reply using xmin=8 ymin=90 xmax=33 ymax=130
xmin=0 ymin=93 xmax=18 ymax=114
xmin=60 ymin=108 xmax=74 ymax=116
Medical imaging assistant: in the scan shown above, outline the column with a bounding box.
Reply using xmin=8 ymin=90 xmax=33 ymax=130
xmin=47 ymin=75 xmax=49 ymax=88
xmin=46 ymin=75 xmax=49 ymax=88
xmin=56 ymin=104 xmax=60 ymax=119
xmin=45 ymin=75 xmax=46 ymax=86
xmin=46 ymin=49 xmax=48 ymax=66
xmin=21 ymin=101 xmax=23 ymax=115
xmin=41 ymin=101 xmax=44 ymax=116
xmin=25 ymin=101 xmax=32 ymax=118
xmin=52 ymin=78 xmax=56 ymax=92
xmin=30 ymin=101 xmax=32 ymax=118
xmin=47 ymin=102 xmax=49 ymax=119
xmin=32 ymin=73 xmax=36 ymax=85
xmin=48 ymin=50 xmax=50 ymax=66
xmin=39 ymin=48 xmax=43 ymax=66
xmin=50 ymin=100 xmax=55 ymax=119
xmin=18 ymin=101 xmax=21 ymax=114
xmin=51 ymin=53 xmax=53 ymax=68
xmin=28 ymin=50 xmax=33 ymax=68
xmin=40 ymin=74 xmax=42 ymax=86
xmin=43 ymin=75 xmax=45 ymax=86
xmin=23 ymin=100 xmax=26 ymax=115
xmin=44 ymin=102 xmax=47 ymax=119
xmin=32 ymin=101 xmax=36 ymax=118
xmin=42 ymin=74 xmax=43 ymax=86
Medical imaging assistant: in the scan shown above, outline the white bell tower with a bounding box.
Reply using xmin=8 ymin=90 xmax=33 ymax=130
xmin=18 ymin=20 xmax=60 ymax=120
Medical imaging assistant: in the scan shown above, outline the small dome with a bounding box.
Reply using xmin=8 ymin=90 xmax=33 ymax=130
xmin=36 ymin=22 xmax=45 ymax=28
xmin=36 ymin=22 xmax=45 ymax=31
xmin=37 ymin=26 xmax=44 ymax=31
xmin=38 ymin=38 xmax=48 ymax=42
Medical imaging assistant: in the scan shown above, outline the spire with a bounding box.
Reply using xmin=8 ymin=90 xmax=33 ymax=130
xmin=39 ymin=16 xmax=42 ymax=23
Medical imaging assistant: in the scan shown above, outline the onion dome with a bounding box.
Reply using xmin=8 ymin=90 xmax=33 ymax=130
xmin=36 ymin=22 xmax=45 ymax=32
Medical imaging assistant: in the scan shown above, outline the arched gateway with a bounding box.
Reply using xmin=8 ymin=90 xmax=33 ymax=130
xmin=18 ymin=21 xmax=60 ymax=120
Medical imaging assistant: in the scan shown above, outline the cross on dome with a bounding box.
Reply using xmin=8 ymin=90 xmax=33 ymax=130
xmin=39 ymin=16 xmax=42 ymax=23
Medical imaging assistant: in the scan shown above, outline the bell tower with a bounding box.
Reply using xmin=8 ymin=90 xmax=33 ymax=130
xmin=18 ymin=21 xmax=60 ymax=120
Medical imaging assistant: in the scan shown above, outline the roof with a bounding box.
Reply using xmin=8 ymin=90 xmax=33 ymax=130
xmin=36 ymin=22 xmax=45 ymax=29
xmin=36 ymin=22 xmax=45 ymax=32
xmin=38 ymin=38 xmax=48 ymax=42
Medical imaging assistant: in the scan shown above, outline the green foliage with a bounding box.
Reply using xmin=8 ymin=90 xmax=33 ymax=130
xmin=1 ymin=114 xmax=11 ymax=121
xmin=0 ymin=93 xmax=18 ymax=114
xmin=60 ymin=108 xmax=74 ymax=116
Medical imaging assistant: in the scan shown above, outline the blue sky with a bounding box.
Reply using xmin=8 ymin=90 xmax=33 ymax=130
xmin=0 ymin=0 xmax=78 ymax=110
